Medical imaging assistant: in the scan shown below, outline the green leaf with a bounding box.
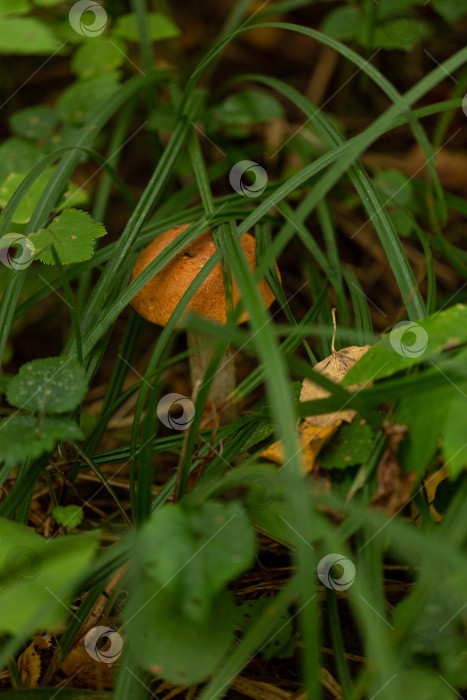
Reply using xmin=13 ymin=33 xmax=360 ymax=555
xmin=0 ymin=415 xmax=83 ymax=469
xmin=374 ymin=169 xmax=414 ymax=208
xmin=57 ymin=73 xmax=121 ymax=125
xmin=214 ymin=90 xmax=285 ymax=125
xmin=0 ymin=0 xmax=30 ymax=16
xmin=319 ymin=420 xmax=375 ymax=470
xmin=138 ymin=501 xmax=256 ymax=622
xmin=0 ymin=518 xmax=97 ymax=634
xmin=396 ymin=387 xmax=453 ymax=475
xmin=372 ymin=19 xmax=431 ymax=51
xmin=321 ymin=7 xmax=361 ymax=41
xmin=442 ymin=393 xmax=467 ymax=477
xmin=236 ymin=599 xmax=294 ymax=659
xmin=0 ymin=170 xmax=88 ymax=224
xmin=52 ymin=505 xmax=84 ymax=528
xmin=71 ymin=37 xmax=125 ymax=79
xmin=114 ymin=12 xmax=180 ymax=42
xmin=125 ymin=582 xmax=234 ymax=684
xmin=432 ymin=0 xmax=467 ymax=23
xmin=31 ymin=209 xmax=107 ymax=265
xmin=0 ymin=138 xmax=43 ymax=181
xmin=343 ymin=304 xmax=467 ymax=384
xmin=9 ymin=106 xmax=60 ymax=141
xmin=0 ymin=17 xmax=60 ymax=54
xmin=7 ymin=357 xmax=87 ymax=413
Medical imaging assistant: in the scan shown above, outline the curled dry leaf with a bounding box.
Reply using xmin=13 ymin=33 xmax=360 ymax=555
xmin=260 ymin=345 xmax=370 ymax=472
xmin=300 ymin=345 xmax=371 ymax=427
xmin=17 ymin=635 xmax=51 ymax=688
xmin=372 ymin=423 xmax=416 ymax=514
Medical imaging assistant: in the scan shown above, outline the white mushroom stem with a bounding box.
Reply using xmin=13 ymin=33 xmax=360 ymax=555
xmin=187 ymin=330 xmax=238 ymax=423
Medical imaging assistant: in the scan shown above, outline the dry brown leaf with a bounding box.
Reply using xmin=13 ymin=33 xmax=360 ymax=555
xmin=260 ymin=345 xmax=370 ymax=472
xmin=17 ymin=635 xmax=51 ymax=688
xmin=300 ymin=345 xmax=371 ymax=427
xmin=232 ymin=675 xmax=293 ymax=700
xmin=61 ymin=640 xmax=118 ymax=689
xmin=411 ymin=465 xmax=449 ymax=524
xmin=372 ymin=423 xmax=416 ymax=514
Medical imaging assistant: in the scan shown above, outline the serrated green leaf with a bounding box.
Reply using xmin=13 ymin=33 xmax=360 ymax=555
xmin=0 ymin=170 xmax=88 ymax=225
xmin=57 ymin=73 xmax=121 ymax=125
xmin=9 ymin=106 xmax=60 ymax=141
xmin=343 ymin=304 xmax=467 ymax=384
xmin=31 ymin=209 xmax=106 ymax=265
xmin=0 ymin=415 xmax=83 ymax=469
xmin=114 ymin=12 xmax=180 ymax=42
xmin=52 ymin=505 xmax=84 ymax=528
xmin=0 ymin=518 xmax=97 ymax=634
xmin=0 ymin=138 xmax=43 ymax=181
xmin=7 ymin=357 xmax=87 ymax=413
xmin=125 ymin=583 xmax=234 ymax=684
xmin=0 ymin=17 xmax=60 ymax=54
xmin=319 ymin=420 xmax=375 ymax=470
xmin=71 ymin=37 xmax=125 ymax=79
xmin=214 ymin=90 xmax=285 ymax=126
xmin=138 ymin=501 xmax=256 ymax=622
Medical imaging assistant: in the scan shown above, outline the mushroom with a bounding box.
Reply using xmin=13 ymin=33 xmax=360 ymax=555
xmin=129 ymin=223 xmax=279 ymax=422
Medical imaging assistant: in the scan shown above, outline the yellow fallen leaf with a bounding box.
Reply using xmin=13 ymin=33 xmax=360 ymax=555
xmin=260 ymin=344 xmax=370 ymax=472
xmin=17 ymin=635 xmax=51 ymax=688
xmin=411 ymin=465 xmax=449 ymax=525
xmin=300 ymin=345 xmax=371 ymax=426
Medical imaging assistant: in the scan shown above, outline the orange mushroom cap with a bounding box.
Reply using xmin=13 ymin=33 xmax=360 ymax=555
xmin=130 ymin=224 xmax=279 ymax=326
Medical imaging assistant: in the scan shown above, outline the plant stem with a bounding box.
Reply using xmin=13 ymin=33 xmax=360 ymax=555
xmin=187 ymin=330 xmax=238 ymax=423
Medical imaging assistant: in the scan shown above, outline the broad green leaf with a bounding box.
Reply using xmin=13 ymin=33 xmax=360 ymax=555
xmin=236 ymin=599 xmax=294 ymax=659
xmin=432 ymin=0 xmax=467 ymax=23
xmin=7 ymin=357 xmax=87 ymax=413
xmin=319 ymin=420 xmax=375 ymax=470
xmin=114 ymin=12 xmax=180 ymax=42
xmin=138 ymin=501 xmax=256 ymax=622
xmin=396 ymin=387 xmax=454 ymax=475
xmin=0 ymin=170 xmax=88 ymax=224
xmin=57 ymin=73 xmax=121 ymax=125
xmin=0 ymin=415 xmax=83 ymax=469
xmin=71 ymin=37 xmax=125 ymax=79
xmin=374 ymin=169 xmax=414 ymax=208
xmin=0 ymin=0 xmax=30 ymax=16
xmin=31 ymin=209 xmax=107 ymax=265
xmin=343 ymin=305 xmax=467 ymax=384
xmin=442 ymin=393 xmax=467 ymax=477
xmin=9 ymin=106 xmax=60 ymax=141
xmin=372 ymin=19 xmax=431 ymax=51
xmin=321 ymin=7 xmax=360 ymax=41
xmin=124 ymin=582 xmax=234 ymax=684
xmin=52 ymin=505 xmax=84 ymax=528
xmin=214 ymin=90 xmax=284 ymax=125
xmin=0 ymin=518 xmax=97 ymax=634
xmin=0 ymin=17 xmax=60 ymax=53
xmin=0 ymin=138 xmax=43 ymax=181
